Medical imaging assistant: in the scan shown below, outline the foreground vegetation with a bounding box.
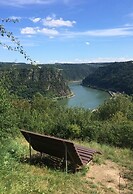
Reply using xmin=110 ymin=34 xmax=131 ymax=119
xmin=0 ymin=137 xmax=133 ymax=194
xmin=0 ymin=82 xmax=133 ymax=193
xmin=9 ymin=91 xmax=133 ymax=148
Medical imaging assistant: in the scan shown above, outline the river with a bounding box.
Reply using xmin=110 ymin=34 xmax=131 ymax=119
xmin=59 ymin=82 xmax=110 ymax=109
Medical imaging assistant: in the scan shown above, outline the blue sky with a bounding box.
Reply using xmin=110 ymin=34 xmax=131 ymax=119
xmin=0 ymin=0 xmax=133 ymax=64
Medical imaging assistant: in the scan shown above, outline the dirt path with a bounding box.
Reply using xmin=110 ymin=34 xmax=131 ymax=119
xmin=86 ymin=160 xmax=127 ymax=194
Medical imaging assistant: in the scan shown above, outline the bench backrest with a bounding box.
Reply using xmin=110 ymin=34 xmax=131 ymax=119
xmin=21 ymin=129 xmax=83 ymax=166
xmin=21 ymin=129 xmax=101 ymax=167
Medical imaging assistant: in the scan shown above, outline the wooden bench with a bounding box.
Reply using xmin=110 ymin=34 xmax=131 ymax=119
xmin=21 ymin=129 xmax=101 ymax=172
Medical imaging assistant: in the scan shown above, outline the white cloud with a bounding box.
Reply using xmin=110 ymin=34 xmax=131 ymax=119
xmin=58 ymin=57 xmax=133 ymax=64
xmin=0 ymin=0 xmax=85 ymax=7
xmin=42 ymin=16 xmax=76 ymax=27
xmin=88 ymin=57 xmax=133 ymax=63
xmin=30 ymin=17 xmax=41 ymax=23
xmin=29 ymin=15 xmax=76 ymax=28
xmin=21 ymin=27 xmax=38 ymax=34
xmin=63 ymin=26 xmax=133 ymax=37
xmin=20 ymin=26 xmax=59 ymax=37
xmin=21 ymin=25 xmax=133 ymax=39
xmin=0 ymin=0 xmax=55 ymax=6
xmin=85 ymin=41 xmax=90 ymax=45
xmin=85 ymin=27 xmax=133 ymax=36
xmin=38 ymin=28 xmax=59 ymax=36
xmin=9 ymin=16 xmax=22 ymax=20
xmin=124 ymin=23 xmax=133 ymax=27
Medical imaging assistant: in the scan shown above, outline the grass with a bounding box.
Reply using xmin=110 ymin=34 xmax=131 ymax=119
xmin=0 ymin=137 xmax=132 ymax=194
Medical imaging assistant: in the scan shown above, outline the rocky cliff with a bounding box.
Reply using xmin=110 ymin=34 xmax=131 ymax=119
xmin=0 ymin=64 xmax=71 ymax=98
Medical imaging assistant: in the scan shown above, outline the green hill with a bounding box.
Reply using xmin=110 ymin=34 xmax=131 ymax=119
xmin=51 ymin=63 xmax=97 ymax=81
xmin=0 ymin=64 xmax=71 ymax=98
xmin=82 ymin=61 xmax=133 ymax=95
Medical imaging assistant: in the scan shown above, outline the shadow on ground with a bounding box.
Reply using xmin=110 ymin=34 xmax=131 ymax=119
xmin=20 ymin=153 xmax=77 ymax=173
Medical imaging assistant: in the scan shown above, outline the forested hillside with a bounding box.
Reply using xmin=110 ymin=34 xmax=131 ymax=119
xmin=82 ymin=61 xmax=133 ymax=95
xmin=46 ymin=63 xmax=110 ymax=81
xmin=50 ymin=63 xmax=97 ymax=81
xmin=0 ymin=62 xmax=107 ymax=99
xmin=0 ymin=64 xmax=71 ymax=98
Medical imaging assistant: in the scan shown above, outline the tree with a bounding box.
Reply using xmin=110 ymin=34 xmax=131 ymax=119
xmin=0 ymin=83 xmax=18 ymax=140
xmin=0 ymin=18 xmax=36 ymax=64
xmin=93 ymin=94 xmax=132 ymax=121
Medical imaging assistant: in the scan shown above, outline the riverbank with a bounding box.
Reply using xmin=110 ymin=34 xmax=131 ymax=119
xmin=53 ymin=91 xmax=74 ymax=101
xmin=68 ymin=80 xmax=82 ymax=84
xmin=81 ymin=83 xmax=117 ymax=97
